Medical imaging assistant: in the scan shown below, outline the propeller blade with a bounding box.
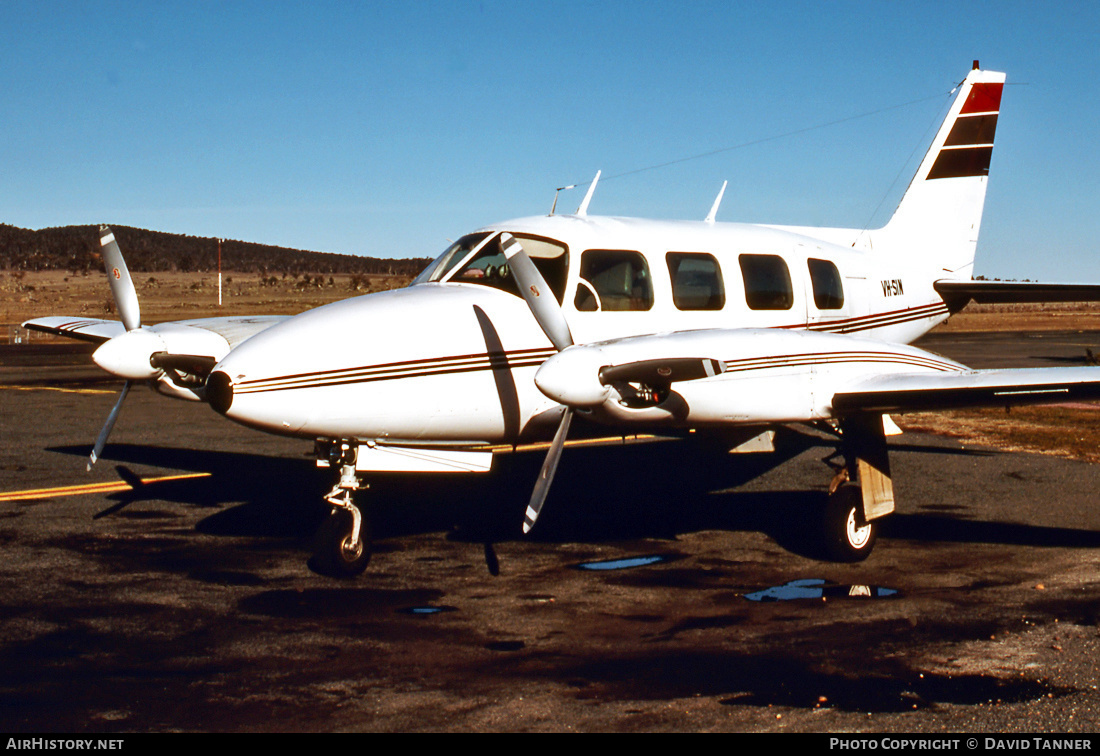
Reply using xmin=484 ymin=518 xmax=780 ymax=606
xmin=599 ymin=357 xmax=727 ymax=386
xmin=499 ymin=232 xmax=579 ymax=534
xmin=500 ymin=233 xmax=573 ymax=352
xmin=88 ymin=380 xmax=131 ymax=470
xmin=99 ymin=226 xmax=141 ymax=332
xmin=523 ymin=407 xmax=573 ymax=534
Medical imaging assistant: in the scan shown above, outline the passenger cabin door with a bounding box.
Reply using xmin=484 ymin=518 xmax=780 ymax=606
xmin=804 ymin=255 xmax=851 ymax=330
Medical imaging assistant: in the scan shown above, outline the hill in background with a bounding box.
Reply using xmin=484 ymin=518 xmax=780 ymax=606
xmin=0 ymin=223 xmax=431 ymax=277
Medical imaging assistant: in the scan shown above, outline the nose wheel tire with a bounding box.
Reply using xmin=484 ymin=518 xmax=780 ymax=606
xmin=822 ymin=483 xmax=877 ymax=562
xmin=312 ymin=507 xmax=372 ymax=578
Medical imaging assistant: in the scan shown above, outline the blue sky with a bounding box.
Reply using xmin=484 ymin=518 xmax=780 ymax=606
xmin=1 ymin=1 xmax=1097 ymax=280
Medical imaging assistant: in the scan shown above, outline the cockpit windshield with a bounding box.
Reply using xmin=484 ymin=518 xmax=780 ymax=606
xmin=411 ymin=233 xmax=492 ymax=286
xmin=413 ymin=231 xmax=569 ymax=303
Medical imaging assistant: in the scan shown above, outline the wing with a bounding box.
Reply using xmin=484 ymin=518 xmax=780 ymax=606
xmin=834 ymin=366 xmax=1100 ymax=414
xmin=22 ymin=316 xmax=126 ymax=344
xmin=157 ymin=315 xmax=290 ymax=350
xmin=24 ymin=314 xmax=287 ymax=352
xmin=23 ymin=314 xmax=289 ymax=390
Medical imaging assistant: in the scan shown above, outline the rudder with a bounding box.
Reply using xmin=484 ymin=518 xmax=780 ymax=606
xmin=878 ymin=64 xmax=1006 ymax=279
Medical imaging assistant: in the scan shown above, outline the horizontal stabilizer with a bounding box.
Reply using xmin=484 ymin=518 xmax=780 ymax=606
xmin=834 ymin=367 xmax=1100 ymax=414
xmin=935 ymin=280 xmax=1100 ymax=312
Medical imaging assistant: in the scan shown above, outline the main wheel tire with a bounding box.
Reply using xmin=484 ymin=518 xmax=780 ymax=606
xmin=312 ymin=508 xmax=372 ymax=578
xmin=821 ymin=483 xmax=877 ymax=562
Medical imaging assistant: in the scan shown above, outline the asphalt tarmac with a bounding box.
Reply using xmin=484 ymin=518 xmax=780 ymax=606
xmin=3 ymin=332 xmax=1100 ymax=733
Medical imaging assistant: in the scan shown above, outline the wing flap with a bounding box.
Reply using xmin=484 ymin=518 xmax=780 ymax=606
xmin=834 ymin=367 xmax=1100 ymax=414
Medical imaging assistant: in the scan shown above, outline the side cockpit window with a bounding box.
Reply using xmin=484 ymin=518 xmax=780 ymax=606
xmin=574 ymin=249 xmax=653 ymax=312
xmin=420 ymin=232 xmax=569 ymax=303
xmin=667 ymin=252 xmax=724 ymax=310
xmin=807 ymin=258 xmax=844 ymax=310
xmin=739 ymin=254 xmax=793 ymax=310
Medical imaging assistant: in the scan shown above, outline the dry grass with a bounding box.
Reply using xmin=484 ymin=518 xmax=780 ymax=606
xmin=936 ymin=302 xmax=1100 ymax=332
xmin=897 ymin=405 xmax=1100 ymax=464
xmin=2 ymin=269 xmax=414 ymax=330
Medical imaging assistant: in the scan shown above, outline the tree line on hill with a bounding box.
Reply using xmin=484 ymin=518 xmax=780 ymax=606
xmin=0 ymin=224 xmax=431 ymax=277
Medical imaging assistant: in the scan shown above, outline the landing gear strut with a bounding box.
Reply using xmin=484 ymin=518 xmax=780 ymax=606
xmin=312 ymin=440 xmax=372 ymax=578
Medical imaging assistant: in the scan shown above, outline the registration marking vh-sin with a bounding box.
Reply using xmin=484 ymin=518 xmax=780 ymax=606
xmin=26 ymin=63 xmax=1100 ymax=576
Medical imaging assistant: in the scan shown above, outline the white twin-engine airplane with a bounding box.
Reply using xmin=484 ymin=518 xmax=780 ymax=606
xmin=26 ymin=64 xmax=1100 ymax=577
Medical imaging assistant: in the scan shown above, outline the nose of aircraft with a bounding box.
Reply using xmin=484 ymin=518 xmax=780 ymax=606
xmin=200 ymin=283 xmax=550 ymax=440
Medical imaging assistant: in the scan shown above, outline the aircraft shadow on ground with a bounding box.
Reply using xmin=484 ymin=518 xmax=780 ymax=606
xmin=47 ymin=425 xmax=1100 ymax=559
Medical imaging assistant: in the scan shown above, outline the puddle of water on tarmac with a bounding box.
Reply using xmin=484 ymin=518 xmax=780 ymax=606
xmin=573 ymin=554 xmax=673 ymax=571
xmin=399 ymin=605 xmax=458 ymax=615
xmin=744 ymin=578 xmax=898 ymax=602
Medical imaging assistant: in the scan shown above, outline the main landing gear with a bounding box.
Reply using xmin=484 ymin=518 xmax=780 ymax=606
xmin=312 ymin=440 xmax=372 ymax=578
xmin=819 ymin=415 xmax=895 ymax=563
xmin=821 ymin=476 xmax=878 ymax=562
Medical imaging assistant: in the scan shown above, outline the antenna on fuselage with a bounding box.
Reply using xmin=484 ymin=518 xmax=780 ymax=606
xmin=549 ymin=183 xmax=576 ymax=215
xmin=705 ymin=180 xmax=727 ymax=224
xmin=575 ymin=170 xmax=601 ymax=217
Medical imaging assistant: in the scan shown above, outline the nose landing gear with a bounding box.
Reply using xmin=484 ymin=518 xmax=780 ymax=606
xmin=312 ymin=440 xmax=372 ymax=578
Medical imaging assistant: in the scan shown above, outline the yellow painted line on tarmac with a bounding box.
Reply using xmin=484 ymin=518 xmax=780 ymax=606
xmin=0 ymin=472 xmax=212 ymax=502
xmin=1 ymin=385 xmax=117 ymax=395
xmin=484 ymin=433 xmax=663 ymax=454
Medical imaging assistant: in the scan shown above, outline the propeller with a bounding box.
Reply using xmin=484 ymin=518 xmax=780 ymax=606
xmin=86 ymin=226 xmax=162 ymax=470
xmin=502 ymin=232 xmax=728 ymax=532
xmin=84 ymin=228 xmax=229 ymax=469
xmin=500 ymin=233 xmax=575 ymax=533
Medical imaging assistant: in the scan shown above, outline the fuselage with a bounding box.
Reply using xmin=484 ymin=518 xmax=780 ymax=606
xmin=206 ymin=214 xmax=962 ymax=445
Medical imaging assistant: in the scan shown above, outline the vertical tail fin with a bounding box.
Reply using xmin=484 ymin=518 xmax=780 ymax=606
xmin=878 ymin=65 xmax=1006 ymax=278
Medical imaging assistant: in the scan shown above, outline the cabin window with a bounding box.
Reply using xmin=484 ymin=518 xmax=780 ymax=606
xmin=666 ymin=252 xmax=725 ymax=310
xmin=433 ymin=233 xmax=569 ymax=303
xmin=574 ymin=249 xmax=653 ymax=312
xmin=739 ymin=254 xmax=793 ymax=310
xmin=807 ymin=258 xmax=844 ymax=310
